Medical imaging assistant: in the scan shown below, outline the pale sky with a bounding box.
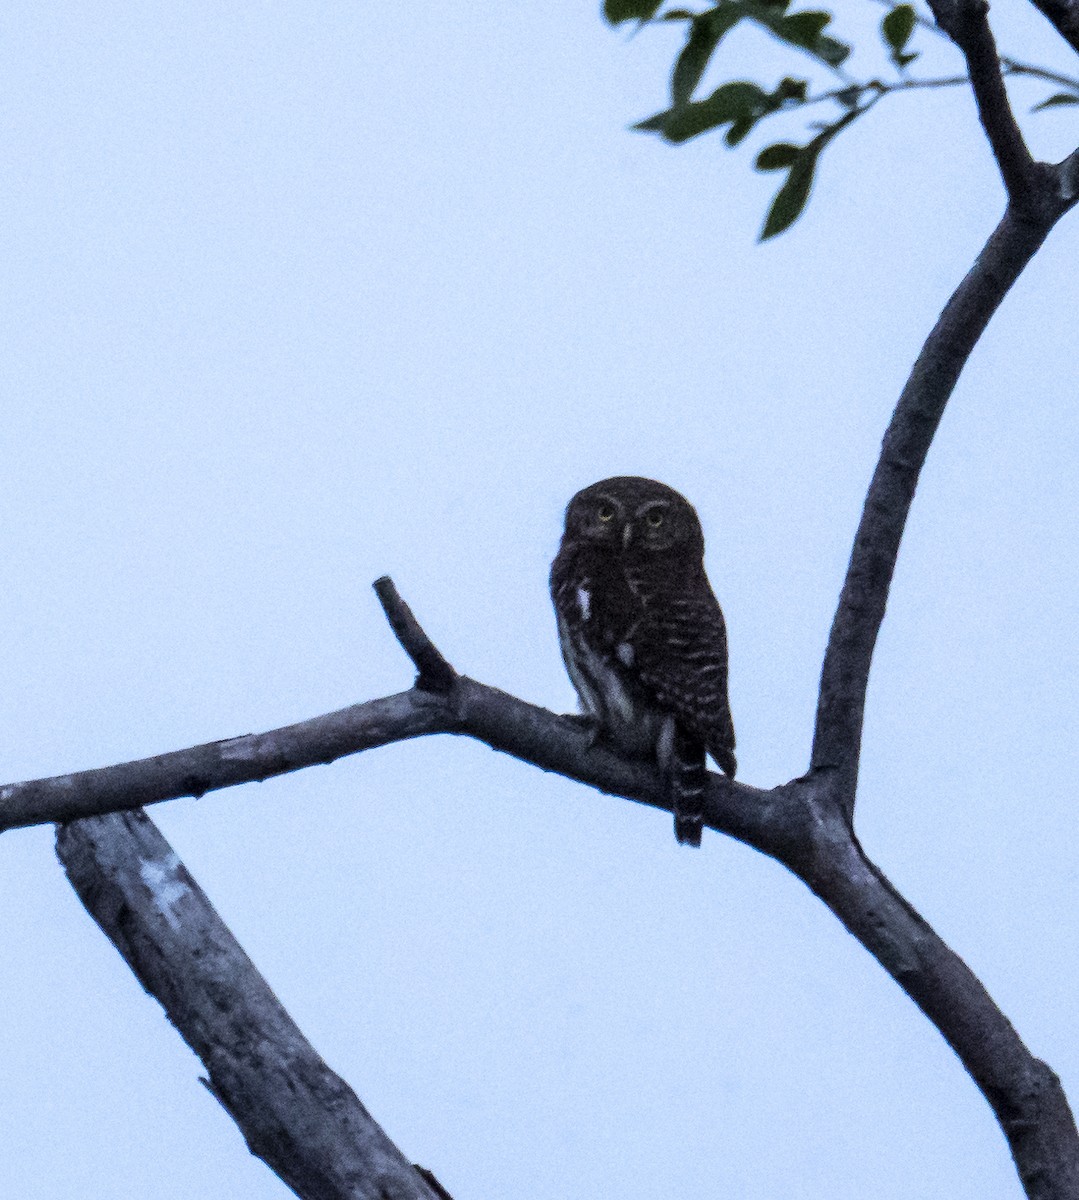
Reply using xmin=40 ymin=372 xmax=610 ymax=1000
xmin=1 ymin=3 xmax=1077 ymax=1198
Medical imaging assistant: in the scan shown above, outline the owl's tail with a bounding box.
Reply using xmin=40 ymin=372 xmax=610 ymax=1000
xmin=671 ymin=729 xmax=708 ymax=848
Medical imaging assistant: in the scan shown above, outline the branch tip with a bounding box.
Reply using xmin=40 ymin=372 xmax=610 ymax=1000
xmin=373 ymin=576 xmax=457 ymax=693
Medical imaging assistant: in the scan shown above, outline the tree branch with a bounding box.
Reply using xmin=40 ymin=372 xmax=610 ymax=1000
xmin=928 ymin=0 xmax=1037 ymax=203
xmin=1023 ymin=0 xmax=1079 ymax=55
xmin=373 ymin=576 xmax=458 ymax=693
xmin=789 ymin=786 xmax=1079 ymax=1200
xmin=0 ymin=690 xmax=450 ymax=831
xmin=811 ymin=202 xmax=1072 ymax=816
xmin=26 ymin=582 xmax=1078 ymax=1198
xmin=56 ymin=809 xmax=453 ymax=1200
xmin=0 ymin=671 xmax=768 ymax=843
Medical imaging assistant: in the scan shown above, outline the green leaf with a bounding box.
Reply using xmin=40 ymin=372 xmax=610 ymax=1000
xmin=756 ymin=142 xmax=800 ymax=169
xmin=637 ymin=71 xmax=810 ymax=147
xmin=748 ymin=4 xmax=851 ymax=67
xmin=633 ymin=111 xmax=671 ymax=131
xmin=672 ymin=9 xmax=742 ymax=105
xmin=758 ymin=107 xmax=860 ymax=239
xmin=815 ymin=34 xmax=851 ymax=65
xmin=761 ymin=152 xmax=819 ymax=239
xmin=725 ymin=117 xmax=756 ymax=145
xmin=660 ymin=80 xmax=768 ymax=142
xmin=1032 ymin=92 xmax=1079 ymax=111
xmin=881 ymin=5 xmax=916 ymax=56
xmin=603 ymin=0 xmax=662 ymax=25
xmin=780 ymin=10 xmax=830 ymax=44
xmin=774 ymin=76 xmax=809 ymax=103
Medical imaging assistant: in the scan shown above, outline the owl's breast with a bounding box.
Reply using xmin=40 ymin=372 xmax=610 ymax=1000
xmin=555 ymin=610 xmax=668 ymax=760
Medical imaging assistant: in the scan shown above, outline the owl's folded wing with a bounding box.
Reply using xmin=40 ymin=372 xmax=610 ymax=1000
xmin=632 ymin=600 xmax=737 ymax=777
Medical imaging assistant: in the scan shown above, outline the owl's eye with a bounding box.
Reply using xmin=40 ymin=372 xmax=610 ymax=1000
xmin=646 ymin=510 xmax=664 ymax=528
xmin=597 ymin=504 xmax=615 ymax=522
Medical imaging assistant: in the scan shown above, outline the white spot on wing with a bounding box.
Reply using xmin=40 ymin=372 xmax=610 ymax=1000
xmin=139 ymin=853 xmax=188 ymax=931
xmin=616 ymin=641 xmax=634 ymax=667
xmin=576 ymin=585 xmax=591 ymax=621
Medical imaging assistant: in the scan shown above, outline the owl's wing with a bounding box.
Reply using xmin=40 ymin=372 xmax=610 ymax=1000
xmin=631 ymin=594 xmax=737 ymax=777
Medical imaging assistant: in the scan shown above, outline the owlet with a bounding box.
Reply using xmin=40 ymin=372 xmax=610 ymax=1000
xmin=550 ymin=476 xmax=736 ymax=847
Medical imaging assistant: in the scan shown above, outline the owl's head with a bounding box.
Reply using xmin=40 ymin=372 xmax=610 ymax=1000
xmin=561 ymin=476 xmax=705 ymax=558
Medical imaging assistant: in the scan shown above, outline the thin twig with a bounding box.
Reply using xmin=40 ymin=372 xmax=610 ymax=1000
xmin=373 ymin=576 xmax=458 ymax=693
xmin=804 ymin=73 xmax=971 ymax=107
xmin=805 ymin=63 xmax=1079 ymax=113
xmin=1001 ymin=57 xmax=1079 ymax=92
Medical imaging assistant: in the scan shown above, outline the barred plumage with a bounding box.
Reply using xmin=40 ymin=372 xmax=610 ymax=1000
xmin=551 ymin=476 xmax=736 ymax=847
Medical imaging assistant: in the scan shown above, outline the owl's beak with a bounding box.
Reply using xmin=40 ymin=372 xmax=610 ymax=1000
xmin=622 ymin=523 xmax=633 ymax=550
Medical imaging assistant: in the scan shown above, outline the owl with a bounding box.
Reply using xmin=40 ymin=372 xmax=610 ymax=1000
xmin=550 ymin=476 xmax=736 ymax=847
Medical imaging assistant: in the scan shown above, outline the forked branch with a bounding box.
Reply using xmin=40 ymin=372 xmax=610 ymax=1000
xmin=2 ymin=567 xmax=1072 ymax=1197
xmin=9 ymin=33 xmax=1079 ymax=1187
xmin=929 ymin=0 xmax=1037 ymax=202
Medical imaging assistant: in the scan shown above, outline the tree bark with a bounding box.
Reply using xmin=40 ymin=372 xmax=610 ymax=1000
xmin=57 ymin=810 xmax=451 ymax=1200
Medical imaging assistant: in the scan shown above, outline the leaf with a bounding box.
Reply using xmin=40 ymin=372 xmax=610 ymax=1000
xmin=758 ymin=107 xmax=860 ymax=239
xmin=604 ymin=0 xmax=662 ymax=24
xmin=725 ymin=117 xmax=756 ymax=145
xmin=660 ymin=80 xmax=768 ymax=142
xmin=748 ymin=4 xmax=851 ymax=67
xmin=1031 ymin=92 xmax=1079 ymax=111
xmin=756 ymin=142 xmax=800 ymax=169
xmin=815 ymin=34 xmax=851 ymax=65
xmin=774 ymin=75 xmax=809 ymax=104
xmin=633 ymin=111 xmax=671 ymax=131
xmin=780 ymin=10 xmax=831 ymax=44
xmin=881 ymin=5 xmax=916 ymax=57
xmin=672 ymin=9 xmax=742 ymax=105
xmin=760 ymin=152 xmax=819 ymax=239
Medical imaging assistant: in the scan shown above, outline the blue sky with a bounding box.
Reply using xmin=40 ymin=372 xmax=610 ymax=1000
xmin=1 ymin=3 xmax=1077 ymax=1197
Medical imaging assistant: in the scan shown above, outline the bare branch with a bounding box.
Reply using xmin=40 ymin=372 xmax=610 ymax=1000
xmin=0 ymin=673 xmax=769 ymax=843
xmin=788 ymin=783 xmax=1079 ymax=1200
xmin=1060 ymin=143 xmax=1079 ymax=201
xmin=1023 ymin=0 xmax=1079 ymax=55
xmin=0 ymin=690 xmax=449 ymax=832
xmin=927 ymin=0 xmax=1036 ymax=202
xmin=7 ymin=574 xmax=1079 ymax=1195
xmin=811 ymin=203 xmax=1070 ymax=815
xmin=57 ymin=809 xmax=450 ymax=1200
xmin=373 ymin=576 xmax=457 ymax=693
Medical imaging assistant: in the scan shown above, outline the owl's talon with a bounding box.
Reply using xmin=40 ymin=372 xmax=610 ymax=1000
xmin=561 ymin=713 xmax=605 ymax=749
